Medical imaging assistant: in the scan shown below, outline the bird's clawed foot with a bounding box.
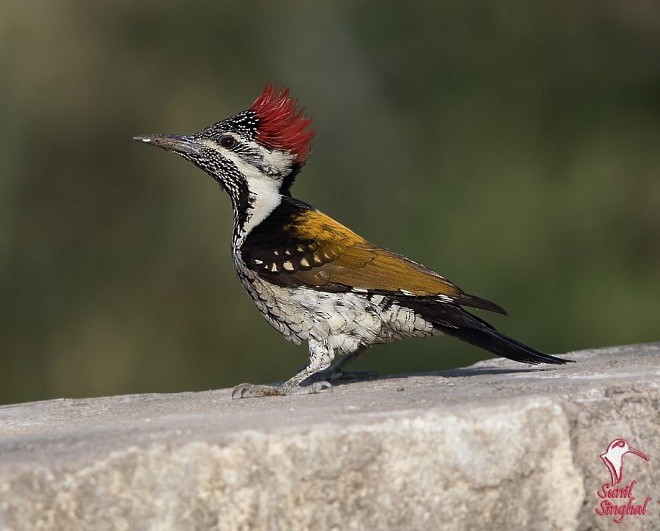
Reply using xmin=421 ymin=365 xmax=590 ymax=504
xmin=231 ymin=380 xmax=332 ymax=399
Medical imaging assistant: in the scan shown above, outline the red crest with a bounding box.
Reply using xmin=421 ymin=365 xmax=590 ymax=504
xmin=250 ymin=84 xmax=314 ymax=163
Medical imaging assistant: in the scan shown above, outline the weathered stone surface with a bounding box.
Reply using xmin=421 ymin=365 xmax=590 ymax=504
xmin=0 ymin=343 xmax=658 ymax=530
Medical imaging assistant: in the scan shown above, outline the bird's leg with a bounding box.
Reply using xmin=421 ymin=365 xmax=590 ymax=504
xmin=232 ymin=340 xmax=335 ymax=399
xmin=315 ymin=345 xmax=377 ymax=383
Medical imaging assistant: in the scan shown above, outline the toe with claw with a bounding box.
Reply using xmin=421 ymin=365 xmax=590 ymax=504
xmin=232 ymin=381 xmax=332 ymax=399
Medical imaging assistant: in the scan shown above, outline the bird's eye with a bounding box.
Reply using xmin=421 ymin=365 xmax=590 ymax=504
xmin=219 ymin=136 xmax=237 ymax=149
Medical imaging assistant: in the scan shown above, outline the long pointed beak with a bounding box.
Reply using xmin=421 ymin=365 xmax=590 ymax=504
xmin=627 ymin=445 xmax=649 ymax=461
xmin=133 ymin=134 xmax=204 ymax=156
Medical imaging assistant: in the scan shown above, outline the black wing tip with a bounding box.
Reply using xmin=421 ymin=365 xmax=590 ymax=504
xmin=460 ymin=294 xmax=508 ymax=315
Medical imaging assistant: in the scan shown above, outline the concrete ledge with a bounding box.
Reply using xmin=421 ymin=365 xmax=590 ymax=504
xmin=1 ymin=343 xmax=658 ymax=530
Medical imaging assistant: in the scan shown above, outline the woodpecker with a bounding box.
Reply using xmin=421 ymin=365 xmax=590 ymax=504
xmin=135 ymin=84 xmax=570 ymax=398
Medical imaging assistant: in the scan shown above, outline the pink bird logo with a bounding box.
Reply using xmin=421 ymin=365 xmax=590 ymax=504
xmin=600 ymin=438 xmax=649 ymax=485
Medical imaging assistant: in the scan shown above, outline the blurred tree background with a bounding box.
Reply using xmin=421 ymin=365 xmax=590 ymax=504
xmin=0 ymin=1 xmax=658 ymax=404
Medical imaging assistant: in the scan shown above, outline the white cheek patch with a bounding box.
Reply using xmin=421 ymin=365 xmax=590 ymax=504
xmin=198 ymin=138 xmax=284 ymax=235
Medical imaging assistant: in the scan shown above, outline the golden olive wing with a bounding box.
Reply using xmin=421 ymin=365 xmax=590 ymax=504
xmin=251 ymin=209 xmax=506 ymax=314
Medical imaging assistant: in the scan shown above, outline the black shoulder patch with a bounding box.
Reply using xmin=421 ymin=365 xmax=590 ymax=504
xmin=241 ymin=197 xmax=321 ymax=278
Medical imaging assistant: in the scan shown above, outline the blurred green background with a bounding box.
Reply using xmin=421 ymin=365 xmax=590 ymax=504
xmin=1 ymin=2 xmax=658 ymax=405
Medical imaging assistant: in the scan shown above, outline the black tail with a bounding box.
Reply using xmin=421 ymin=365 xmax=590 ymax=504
xmin=445 ymin=316 xmax=569 ymax=365
xmin=403 ymin=299 xmax=571 ymax=365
